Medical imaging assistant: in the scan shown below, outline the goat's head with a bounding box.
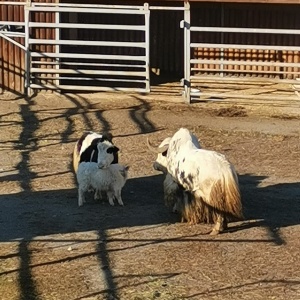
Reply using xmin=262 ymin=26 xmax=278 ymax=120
xmin=96 ymin=141 xmax=119 ymax=169
xmin=147 ymin=137 xmax=170 ymax=174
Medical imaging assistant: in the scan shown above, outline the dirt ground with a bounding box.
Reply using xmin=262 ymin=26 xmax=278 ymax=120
xmin=0 ymin=85 xmax=300 ymax=300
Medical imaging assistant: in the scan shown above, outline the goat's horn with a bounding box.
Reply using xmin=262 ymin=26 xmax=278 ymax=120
xmin=147 ymin=138 xmax=169 ymax=153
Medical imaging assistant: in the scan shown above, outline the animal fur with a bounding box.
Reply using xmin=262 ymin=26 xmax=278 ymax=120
xmin=77 ymin=162 xmax=129 ymax=207
xmin=149 ymin=128 xmax=243 ymax=234
xmin=73 ymin=131 xmax=118 ymax=173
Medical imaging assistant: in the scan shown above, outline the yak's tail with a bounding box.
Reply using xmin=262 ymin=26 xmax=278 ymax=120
xmin=223 ymin=165 xmax=244 ymax=220
xmin=194 ymin=163 xmax=244 ymax=221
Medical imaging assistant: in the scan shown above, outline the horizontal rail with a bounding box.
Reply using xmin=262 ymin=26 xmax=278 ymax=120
xmin=26 ymin=6 xmax=147 ymax=15
xmin=190 ymin=26 xmax=300 ymax=35
xmin=191 ymin=68 xmax=300 ymax=75
xmin=190 ymin=91 xmax=300 ymax=102
xmin=190 ymin=43 xmax=300 ymax=52
xmin=190 ymin=75 xmax=300 ymax=85
xmin=29 ymin=39 xmax=146 ymax=48
xmin=31 ymin=3 xmax=143 ymax=9
xmin=31 ymin=76 xmax=146 ymax=83
xmin=30 ymin=52 xmax=146 ymax=61
xmin=29 ymin=22 xmax=145 ymax=31
xmin=191 ymin=59 xmax=300 ymax=68
xmin=0 ymin=21 xmax=25 ymax=27
xmin=31 ymin=61 xmax=146 ymax=68
xmin=0 ymin=1 xmax=26 ymax=5
xmin=30 ymin=84 xmax=148 ymax=93
xmin=30 ymin=68 xmax=146 ymax=76
xmin=149 ymin=6 xmax=185 ymax=10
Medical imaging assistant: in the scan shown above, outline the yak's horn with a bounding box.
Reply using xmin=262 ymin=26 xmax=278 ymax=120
xmin=147 ymin=138 xmax=169 ymax=153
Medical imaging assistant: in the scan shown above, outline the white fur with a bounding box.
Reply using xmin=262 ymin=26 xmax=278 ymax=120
xmin=152 ymin=128 xmax=242 ymax=234
xmin=79 ymin=132 xmax=103 ymax=156
xmin=77 ymin=162 xmax=129 ymax=207
xmin=153 ymin=133 xmax=201 ymax=211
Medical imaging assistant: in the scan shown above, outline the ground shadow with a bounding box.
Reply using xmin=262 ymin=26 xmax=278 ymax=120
xmin=1 ymin=172 xmax=300 ymax=299
xmin=238 ymin=173 xmax=300 ymax=245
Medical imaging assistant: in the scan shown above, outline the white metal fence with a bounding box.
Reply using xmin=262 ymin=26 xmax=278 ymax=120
xmin=23 ymin=2 xmax=150 ymax=94
xmin=181 ymin=2 xmax=300 ymax=103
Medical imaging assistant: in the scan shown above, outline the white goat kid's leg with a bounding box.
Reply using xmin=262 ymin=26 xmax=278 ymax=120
xmin=78 ymin=187 xmax=86 ymax=207
xmin=106 ymin=191 xmax=115 ymax=206
xmin=94 ymin=189 xmax=101 ymax=200
xmin=115 ymin=189 xmax=124 ymax=206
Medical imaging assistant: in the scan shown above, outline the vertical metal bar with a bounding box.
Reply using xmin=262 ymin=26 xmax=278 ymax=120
xmin=24 ymin=1 xmax=31 ymax=96
xmin=220 ymin=3 xmax=224 ymax=77
xmin=55 ymin=3 xmax=60 ymax=89
xmin=144 ymin=2 xmax=150 ymax=93
xmin=183 ymin=0 xmax=190 ymax=103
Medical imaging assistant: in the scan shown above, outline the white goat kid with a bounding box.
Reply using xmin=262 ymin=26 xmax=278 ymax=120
xmin=77 ymin=162 xmax=129 ymax=207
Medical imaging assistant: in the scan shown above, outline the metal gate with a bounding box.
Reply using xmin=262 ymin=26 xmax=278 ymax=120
xmin=24 ymin=2 xmax=150 ymax=94
xmin=181 ymin=2 xmax=300 ymax=103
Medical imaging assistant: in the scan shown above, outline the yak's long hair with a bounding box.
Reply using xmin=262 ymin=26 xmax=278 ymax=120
xmin=163 ymin=173 xmax=243 ymax=225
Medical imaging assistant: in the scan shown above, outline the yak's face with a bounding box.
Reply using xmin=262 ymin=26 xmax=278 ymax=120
xmin=152 ymin=137 xmax=171 ymax=174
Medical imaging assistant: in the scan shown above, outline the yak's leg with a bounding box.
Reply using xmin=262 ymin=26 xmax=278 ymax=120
xmin=210 ymin=213 xmax=226 ymax=235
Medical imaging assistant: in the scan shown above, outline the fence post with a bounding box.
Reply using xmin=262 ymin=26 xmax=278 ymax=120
xmin=183 ymin=1 xmax=190 ymax=103
xmin=144 ymin=2 xmax=150 ymax=93
xmin=24 ymin=0 xmax=31 ymax=96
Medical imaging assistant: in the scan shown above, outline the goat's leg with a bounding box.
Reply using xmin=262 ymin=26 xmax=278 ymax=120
xmin=115 ymin=189 xmax=124 ymax=206
xmin=106 ymin=191 xmax=115 ymax=206
xmin=94 ymin=189 xmax=101 ymax=200
xmin=210 ymin=212 xmax=226 ymax=235
xmin=78 ymin=187 xmax=86 ymax=207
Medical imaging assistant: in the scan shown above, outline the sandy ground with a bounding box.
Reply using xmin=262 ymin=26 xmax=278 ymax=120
xmin=0 ymin=85 xmax=300 ymax=300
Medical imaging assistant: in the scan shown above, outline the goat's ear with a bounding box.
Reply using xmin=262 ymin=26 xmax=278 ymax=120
xmin=107 ymin=146 xmax=119 ymax=154
xmin=125 ymin=165 xmax=130 ymax=171
xmin=102 ymin=132 xmax=113 ymax=142
xmin=91 ymin=138 xmax=101 ymax=145
xmin=113 ymin=146 xmax=119 ymax=153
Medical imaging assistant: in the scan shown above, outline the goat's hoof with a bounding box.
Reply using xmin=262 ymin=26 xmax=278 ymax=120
xmin=109 ymin=202 xmax=115 ymax=206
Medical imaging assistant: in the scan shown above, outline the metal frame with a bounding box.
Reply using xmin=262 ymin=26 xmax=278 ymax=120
xmin=23 ymin=2 xmax=150 ymax=95
xmin=182 ymin=7 xmax=300 ymax=103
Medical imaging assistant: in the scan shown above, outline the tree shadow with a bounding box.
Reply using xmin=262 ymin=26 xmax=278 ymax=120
xmin=238 ymin=173 xmax=300 ymax=245
xmin=0 ymin=172 xmax=299 ymax=299
xmin=1 ymin=91 xmax=299 ymax=299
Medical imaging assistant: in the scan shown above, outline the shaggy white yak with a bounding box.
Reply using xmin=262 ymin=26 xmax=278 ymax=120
xmin=149 ymin=135 xmax=201 ymax=212
xmin=148 ymin=128 xmax=243 ymax=235
xmin=77 ymin=162 xmax=129 ymax=207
